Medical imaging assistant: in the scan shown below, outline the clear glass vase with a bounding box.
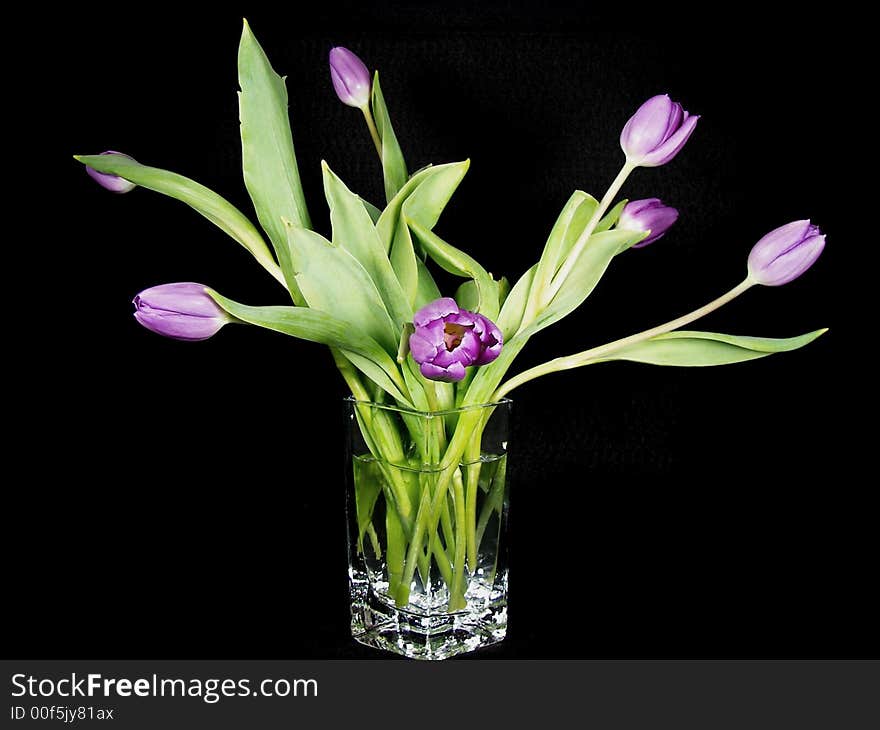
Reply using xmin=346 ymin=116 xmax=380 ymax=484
xmin=344 ymin=397 xmax=512 ymax=660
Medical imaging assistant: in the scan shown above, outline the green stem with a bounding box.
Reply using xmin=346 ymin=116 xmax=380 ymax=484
xmin=464 ymin=439 xmax=481 ymax=573
xmin=399 ymin=410 xmax=483 ymax=603
xmin=495 ymin=278 xmax=754 ymax=399
xmin=386 ymin=506 xmax=406 ymax=600
xmin=439 ymin=494 xmax=456 ymax=563
xmin=362 ymin=106 xmax=383 ymax=159
xmin=541 ymin=160 xmax=636 ymax=307
xmin=475 ymin=453 xmax=507 ymax=550
xmin=396 ymin=484 xmax=433 ymax=606
xmin=365 ymin=522 xmax=382 ymax=559
xmin=431 ymin=532 xmax=454 ymax=588
xmin=449 ymin=467 xmax=468 ymax=611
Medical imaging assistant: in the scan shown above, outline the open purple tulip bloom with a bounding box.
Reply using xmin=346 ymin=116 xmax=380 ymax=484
xmin=329 ymin=46 xmax=371 ymax=108
xmin=133 ymin=282 xmax=231 ymax=341
xmin=747 ymin=220 xmax=826 ymax=287
xmin=409 ymin=298 xmax=503 ymax=382
xmin=85 ymin=150 xmax=136 ymax=193
xmin=620 ymin=95 xmax=700 ymax=168
xmin=617 ymin=198 xmax=679 ymax=247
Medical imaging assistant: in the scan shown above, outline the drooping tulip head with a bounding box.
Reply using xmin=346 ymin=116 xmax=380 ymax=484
xmin=408 ymin=298 xmax=503 ymax=383
xmin=85 ymin=150 xmax=136 ymax=193
xmin=617 ymin=198 xmax=679 ymax=247
xmin=747 ymin=220 xmax=826 ymax=286
xmin=329 ymin=46 xmax=371 ymax=108
xmin=133 ymin=283 xmax=231 ymax=341
xmin=620 ymin=95 xmax=700 ymax=168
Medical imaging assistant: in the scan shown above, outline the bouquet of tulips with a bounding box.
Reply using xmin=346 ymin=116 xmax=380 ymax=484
xmin=76 ymin=22 xmax=826 ymax=616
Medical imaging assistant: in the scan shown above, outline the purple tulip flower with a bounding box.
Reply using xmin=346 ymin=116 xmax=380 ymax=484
xmin=409 ymin=298 xmax=503 ymax=382
xmin=747 ymin=220 xmax=826 ymax=287
xmin=133 ymin=283 xmax=231 ymax=341
xmin=85 ymin=150 xmax=137 ymax=193
xmin=617 ymin=198 xmax=679 ymax=247
xmin=329 ymin=46 xmax=371 ymax=108
xmin=620 ymin=95 xmax=700 ymax=168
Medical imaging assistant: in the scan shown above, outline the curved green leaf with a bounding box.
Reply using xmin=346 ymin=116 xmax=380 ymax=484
xmin=496 ymin=264 xmax=536 ymax=337
xmin=390 ymin=218 xmax=419 ymax=306
xmin=286 ymin=223 xmax=400 ymax=355
xmin=402 ymin=161 xmax=470 ymax=255
xmin=362 ymin=199 xmax=382 ymax=224
xmin=371 ymin=72 xmax=407 ymax=203
xmin=526 ymin=227 xmax=647 ymax=337
xmin=454 ymin=279 xmax=479 ymax=312
xmin=525 ymin=192 xmax=597 ymax=321
xmin=238 ymin=20 xmax=311 ymax=300
xmin=208 ymin=290 xmax=411 ymax=405
xmin=373 ymin=161 xmax=469 ymax=308
xmin=600 ymin=329 xmax=829 ymax=367
xmin=415 ymin=258 xmax=442 ymax=310
xmin=74 ymin=153 xmax=282 ymax=284
xmin=596 ymin=199 xmax=628 ymax=233
xmin=322 ymin=162 xmax=412 ymax=326
xmin=375 ymin=164 xmax=437 ymax=252
xmin=406 ymin=218 xmax=499 ymax=321
xmin=459 ymin=228 xmax=645 ymax=407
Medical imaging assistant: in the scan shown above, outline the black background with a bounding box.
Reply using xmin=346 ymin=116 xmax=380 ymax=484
xmin=9 ymin=2 xmax=870 ymax=659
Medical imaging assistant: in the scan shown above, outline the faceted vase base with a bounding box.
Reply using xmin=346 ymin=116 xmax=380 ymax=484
xmin=350 ymin=582 xmax=508 ymax=660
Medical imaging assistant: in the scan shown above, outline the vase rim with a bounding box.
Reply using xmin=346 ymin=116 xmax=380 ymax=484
xmin=345 ymin=396 xmax=511 ymax=417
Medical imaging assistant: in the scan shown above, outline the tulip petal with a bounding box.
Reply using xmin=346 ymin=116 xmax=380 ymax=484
xmin=747 ymin=220 xmax=813 ymax=271
xmin=754 ymin=234 xmax=826 ymax=287
xmin=134 ymin=282 xmax=226 ymax=317
xmin=329 ymin=47 xmax=371 ymax=108
xmin=661 ymin=102 xmax=684 ymax=144
xmin=632 ymin=206 xmax=680 ymax=247
xmin=133 ymin=310 xmax=225 ymax=341
xmin=620 ymin=94 xmax=675 ymax=159
xmin=419 ymin=361 xmax=467 ymax=382
xmin=132 ymin=282 xmax=230 ymax=341
xmin=408 ymin=332 xmax=439 ymax=363
xmin=640 ymin=114 xmax=700 ymax=167
xmin=413 ymin=297 xmax=459 ymax=326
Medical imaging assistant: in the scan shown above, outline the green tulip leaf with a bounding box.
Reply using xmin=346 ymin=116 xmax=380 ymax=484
xmin=74 ymin=153 xmax=282 ymax=284
xmin=238 ymin=20 xmax=311 ymax=300
xmin=415 ymin=257 xmax=442 ymax=310
xmin=599 ymin=329 xmax=829 ymax=367
xmin=362 ymin=199 xmax=382 ymax=224
xmin=497 ymin=276 xmax=511 ymax=306
xmin=527 ymin=227 xmax=648 ymax=336
xmin=596 ymin=199 xmax=628 ymax=233
xmin=406 ymin=218 xmax=499 ymax=321
xmin=322 ymin=162 xmax=412 ymax=326
xmin=372 ymin=161 xmax=469 ymax=308
xmin=390 ymin=217 xmax=420 ymax=307
xmin=526 ymin=192 xmax=598 ymax=319
xmin=285 ymin=223 xmax=400 ymax=356
xmin=454 ymin=279 xmax=479 ymax=312
xmin=207 ymin=290 xmax=411 ymax=405
xmin=496 ymin=264 xmax=536 ymax=338
xmin=401 ymin=161 xmax=470 ymax=257
xmin=371 ymin=72 xmax=408 ymax=203
xmin=375 ymin=164 xmax=437 ymax=252
xmin=461 ymin=228 xmax=645 ymax=408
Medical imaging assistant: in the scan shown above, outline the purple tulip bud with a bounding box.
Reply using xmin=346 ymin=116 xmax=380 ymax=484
xmin=133 ymin=283 xmax=231 ymax=341
xmin=329 ymin=46 xmax=371 ymax=108
xmin=409 ymin=297 xmax=503 ymax=383
xmin=85 ymin=150 xmax=137 ymax=193
xmin=747 ymin=220 xmax=826 ymax=287
xmin=617 ymin=198 xmax=680 ymax=248
xmin=620 ymin=95 xmax=700 ymax=168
